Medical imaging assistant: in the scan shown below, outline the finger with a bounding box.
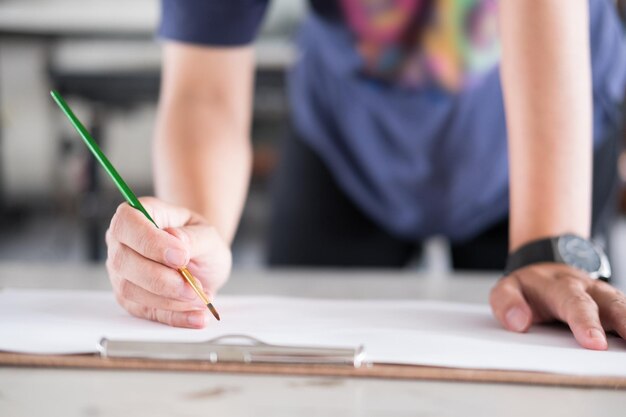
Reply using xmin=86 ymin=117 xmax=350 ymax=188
xmin=167 ymin=226 xmax=231 ymax=296
xmin=137 ymin=197 xmax=193 ymax=229
xmin=118 ymin=297 xmax=206 ymax=329
xmin=108 ymin=202 xmax=189 ymax=268
xmin=165 ymin=224 xmax=221 ymax=259
xmin=489 ymin=274 xmax=533 ymax=332
xmin=115 ymin=278 xmax=207 ymax=312
xmin=106 ymin=240 xmax=197 ymax=301
xmin=185 ymin=261 xmax=217 ymax=300
xmin=555 ymin=281 xmax=607 ymax=350
xmin=589 ymin=283 xmax=626 ymax=340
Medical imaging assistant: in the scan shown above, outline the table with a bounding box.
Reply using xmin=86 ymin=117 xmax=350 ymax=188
xmin=1 ymin=263 xmax=625 ymax=417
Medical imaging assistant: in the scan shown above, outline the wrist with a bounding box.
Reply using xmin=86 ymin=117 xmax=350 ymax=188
xmin=505 ymin=233 xmax=611 ymax=281
xmin=509 ymin=220 xmax=590 ymax=253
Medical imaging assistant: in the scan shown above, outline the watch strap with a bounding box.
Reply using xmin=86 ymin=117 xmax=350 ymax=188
xmin=504 ymin=237 xmax=556 ymax=276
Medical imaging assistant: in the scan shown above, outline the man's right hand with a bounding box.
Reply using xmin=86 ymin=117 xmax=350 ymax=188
xmin=105 ymin=197 xmax=231 ymax=329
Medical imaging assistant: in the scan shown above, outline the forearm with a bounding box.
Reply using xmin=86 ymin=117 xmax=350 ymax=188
xmin=153 ymin=43 xmax=255 ymax=244
xmin=153 ymin=101 xmax=252 ymax=244
xmin=500 ymin=0 xmax=592 ymax=250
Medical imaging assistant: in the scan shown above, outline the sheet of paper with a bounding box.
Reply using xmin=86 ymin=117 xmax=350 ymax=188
xmin=1 ymin=288 xmax=626 ymax=377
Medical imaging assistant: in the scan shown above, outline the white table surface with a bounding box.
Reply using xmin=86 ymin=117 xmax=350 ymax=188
xmin=0 ymin=263 xmax=625 ymax=417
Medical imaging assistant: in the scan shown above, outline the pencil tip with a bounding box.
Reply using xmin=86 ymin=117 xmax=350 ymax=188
xmin=207 ymin=303 xmax=221 ymax=321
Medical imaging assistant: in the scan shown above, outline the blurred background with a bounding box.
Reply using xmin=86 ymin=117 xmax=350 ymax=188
xmin=0 ymin=0 xmax=304 ymax=268
xmin=0 ymin=0 xmax=624 ymax=278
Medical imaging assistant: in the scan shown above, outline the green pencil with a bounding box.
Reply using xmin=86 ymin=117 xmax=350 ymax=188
xmin=50 ymin=90 xmax=220 ymax=321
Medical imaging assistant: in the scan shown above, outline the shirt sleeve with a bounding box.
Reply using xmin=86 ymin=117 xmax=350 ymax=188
xmin=158 ymin=0 xmax=270 ymax=46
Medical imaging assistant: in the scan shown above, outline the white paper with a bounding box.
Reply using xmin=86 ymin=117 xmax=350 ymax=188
xmin=1 ymin=288 xmax=626 ymax=377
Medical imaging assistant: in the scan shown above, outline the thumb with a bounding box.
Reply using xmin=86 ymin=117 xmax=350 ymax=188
xmin=164 ymin=224 xmax=220 ymax=259
xmin=164 ymin=225 xmax=228 ymax=299
xmin=490 ymin=274 xmax=533 ymax=333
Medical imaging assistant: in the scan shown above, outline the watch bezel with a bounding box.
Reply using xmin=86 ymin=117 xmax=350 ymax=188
xmin=551 ymin=234 xmax=611 ymax=280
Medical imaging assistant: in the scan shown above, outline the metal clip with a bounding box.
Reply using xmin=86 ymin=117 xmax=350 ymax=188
xmin=99 ymin=334 xmax=365 ymax=367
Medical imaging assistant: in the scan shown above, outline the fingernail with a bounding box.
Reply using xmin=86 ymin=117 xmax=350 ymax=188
xmin=588 ymin=328 xmax=606 ymax=342
xmin=505 ymin=307 xmax=529 ymax=332
xmin=165 ymin=248 xmax=186 ymax=267
xmin=187 ymin=313 xmax=205 ymax=327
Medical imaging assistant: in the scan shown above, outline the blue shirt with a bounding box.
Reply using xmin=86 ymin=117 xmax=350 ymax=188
xmin=159 ymin=0 xmax=626 ymax=242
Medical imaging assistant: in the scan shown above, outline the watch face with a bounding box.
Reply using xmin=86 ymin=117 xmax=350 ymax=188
xmin=557 ymin=235 xmax=602 ymax=273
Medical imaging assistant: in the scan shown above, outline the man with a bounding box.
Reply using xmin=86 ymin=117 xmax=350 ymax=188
xmin=105 ymin=0 xmax=626 ymax=350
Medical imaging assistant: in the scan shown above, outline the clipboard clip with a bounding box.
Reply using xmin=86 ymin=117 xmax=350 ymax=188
xmin=99 ymin=334 xmax=366 ymax=368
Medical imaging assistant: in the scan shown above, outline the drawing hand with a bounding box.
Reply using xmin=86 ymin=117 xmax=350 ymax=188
xmin=105 ymin=197 xmax=231 ymax=328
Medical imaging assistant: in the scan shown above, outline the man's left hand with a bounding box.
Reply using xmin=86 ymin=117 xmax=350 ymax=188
xmin=490 ymin=264 xmax=626 ymax=350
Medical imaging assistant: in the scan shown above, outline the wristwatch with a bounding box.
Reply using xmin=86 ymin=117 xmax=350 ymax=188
xmin=504 ymin=233 xmax=611 ymax=281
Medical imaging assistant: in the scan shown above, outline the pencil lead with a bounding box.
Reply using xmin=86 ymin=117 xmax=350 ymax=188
xmin=207 ymin=303 xmax=221 ymax=321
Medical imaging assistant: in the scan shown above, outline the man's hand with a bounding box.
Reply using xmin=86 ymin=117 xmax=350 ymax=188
xmin=490 ymin=264 xmax=626 ymax=350
xmin=105 ymin=197 xmax=231 ymax=329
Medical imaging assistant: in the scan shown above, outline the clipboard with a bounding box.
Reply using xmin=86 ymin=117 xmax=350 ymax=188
xmin=2 ymin=335 xmax=626 ymax=389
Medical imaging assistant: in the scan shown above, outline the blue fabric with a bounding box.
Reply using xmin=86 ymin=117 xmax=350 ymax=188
xmin=159 ymin=0 xmax=626 ymax=242
xmin=158 ymin=0 xmax=269 ymax=46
